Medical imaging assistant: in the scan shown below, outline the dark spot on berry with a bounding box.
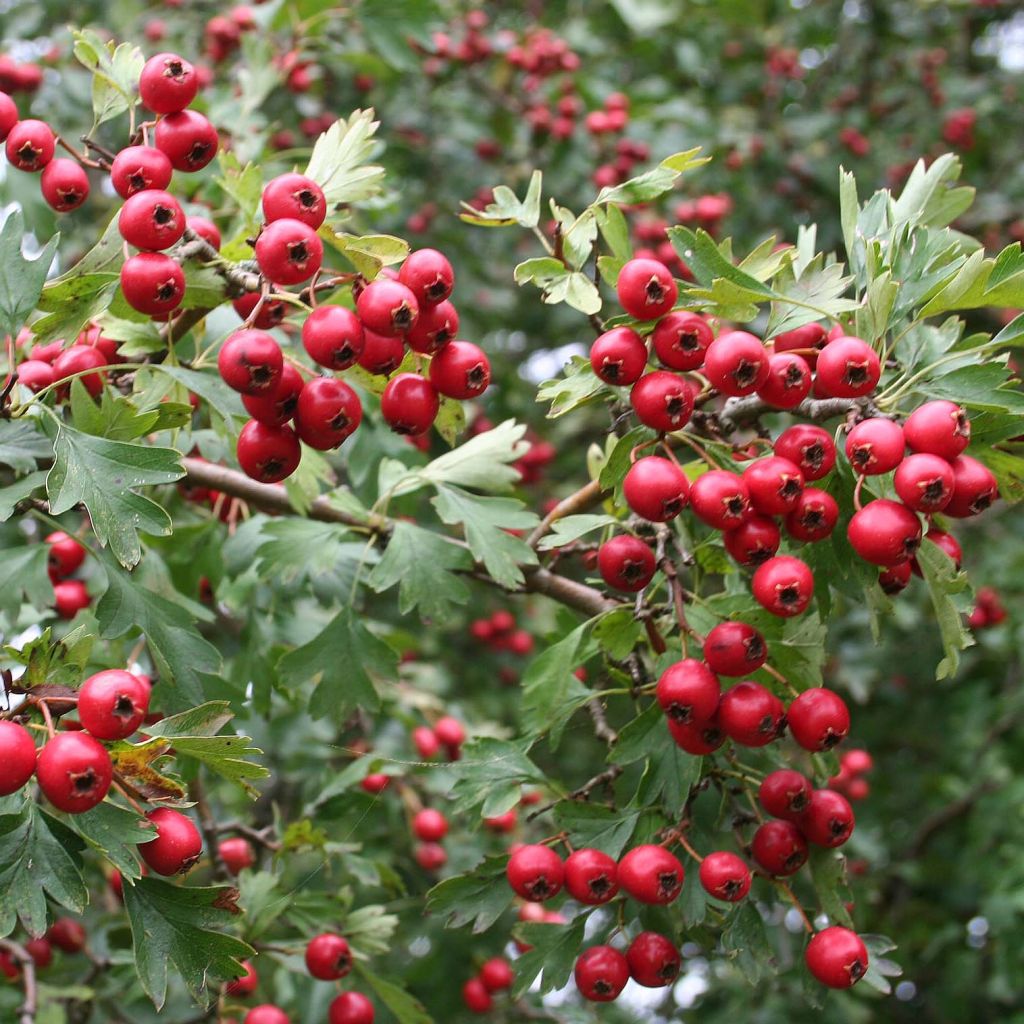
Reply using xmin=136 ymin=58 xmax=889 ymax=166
xmin=843 ymin=361 xmax=870 ymax=385
xmin=154 ymin=204 xmax=174 ymax=225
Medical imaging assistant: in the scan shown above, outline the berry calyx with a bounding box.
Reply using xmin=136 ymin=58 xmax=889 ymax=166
xmin=506 ymin=844 xmax=564 ymax=901
xmin=139 ymin=807 xmax=203 ymax=875
xmin=703 ymin=331 xmax=770 ymax=396
xmin=77 ymin=669 xmax=150 ymax=740
xmin=617 ymin=257 xmax=677 ymax=320
xmin=751 ymin=555 xmax=814 ymax=617
xmin=302 ymin=305 xmax=364 ymax=370
xmin=785 ymin=488 xmax=839 ymax=542
xmin=36 ymin=731 xmax=112 ymax=813
xmin=815 ymin=335 xmax=880 ymax=397
xmin=110 ymin=145 xmax=173 ymax=199
xmin=617 ymin=844 xmax=684 ymax=904
xmin=698 ymin=851 xmax=752 ymax=902
xmin=305 ymin=933 xmax=352 ymax=980
xmin=590 ymin=327 xmax=647 ymax=385
xmin=356 ymin=279 xmax=420 ymax=336
xmin=773 ymin=424 xmax=836 ymax=480
xmin=254 ymin=218 xmax=323 ymax=285
xmin=656 ymin=658 xmax=721 ymax=725
xmin=894 ymin=453 xmax=955 ymax=512
xmin=564 ymin=847 xmax=619 ymax=905
xmin=743 ymin=456 xmax=805 ymax=515
xmin=630 ymin=370 xmax=694 ymax=432
xmin=651 ymin=311 xmax=713 ymax=371
xmin=119 ymin=252 xmax=185 ymax=315
xmin=690 ymin=470 xmax=750 ymax=530
xmin=41 ymin=159 xmax=90 ymax=212
xmin=5 ymin=119 xmax=55 ymax=171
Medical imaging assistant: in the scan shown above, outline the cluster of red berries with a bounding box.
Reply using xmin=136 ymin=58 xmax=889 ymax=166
xmin=44 ymin=529 xmax=92 ymax=619
xmin=0 ymin=917 xmax=87 ymax=981
xmin=470 ymin=609 xmax=535 ymax=657
xmin=942 ymin=107 xmax=977 ymax=150
xmin=15 ymin=322 xmax=122 ymax=399
xmin=461 ymin=957 xmax=514 ymax=1013
xmin=360 ymin=716 xmax=466 ymax=795
xmin=630 ymin=194 xmax=733 ymax=279
xmin=0 ymin=54 xmax=43 ymax=94
xmin=828 ymin=748 xmax=874 ymax=802
xmin=968 ymin=586 xmax=1007 ymax=629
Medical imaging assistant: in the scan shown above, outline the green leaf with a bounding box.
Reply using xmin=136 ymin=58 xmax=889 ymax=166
xmin=521 ymin=620 xmax=596 ymax=742
xmin=0 ymin=544 xmax=53 ymax=618
xmin=58 ymin=801 xmax=155 ymax=880
xmin=596 ymin=204 xmax=632 ymax=261
xmin=354 ymin=964 xmax=434 ymax=1024
xmin=669 ymin=227 xmax=775 ymax=299
xmin=321 ymin=232 xmax=410 ymax=278
xmin=460 ymin=170 xmax=542 ymax=229
xmin=215 ymin=151 xmax=264 ymax=232
xmin=609 ymin=702 xmax=664 ymax=765
xmin=916 ymin=537 xmax=973 ymax=679
xmin=860 ymin=934 xmax=902 ymax=995
xmin=305 ymin=109 xmax=386 ymax=206
xmin=416 ymin=419 xmax=530 ymax=493
xmin=3 ymin=625 xmax=95 ymax=689
xmin=535 ymin=514 xmax=616 ymax=551
xmin=143 ymin=365 xmax=246 ymax=425
xmin=918 ymin=364 xmax=1024 ymax=414
xmin=807 ymin=848 xmax=853 ymax=927
xmin=537 ymin=356 xmax=608 ymax=418
xmin=0 ymin=419 xmax=53 ymax=473
xmin=123 ymin=877 xmax=253 ymax=1010
xmin=919 ymin=243 xmax=1024 ymax=317
xmin=512 ymin=915 xmax=589 ymax=998
xmin=425 ymin=854 xmax=512 ymax=934
xmin=450 ymin=738 xmax=547 ymax=818
xmin=722 ymin=902 xmax=775 ymax=984
xmin=553 ymin=803 xmax=640 ymax=857
xmin=594 ymin=148 xmax=709 ymax=205
xmin=72 ymin=29 xmax=144 ymax=128
xmin=0 ymin=210 xmax=59 ymax=338
xmin=637 ymin=725 xmax=703 ymax=815
xmin=0 ymin=469 xmax=47 ymax=521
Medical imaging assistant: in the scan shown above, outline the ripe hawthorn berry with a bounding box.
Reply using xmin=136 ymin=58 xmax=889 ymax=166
xmin=380 ymin=374 xmax=439 ymax=435
xmin=703 ymin=331 xmax=770 ymax=396
xmin=622 ymin=456 xmax=689 ymax=522
xmin=879 ymin=562 xmax=912 ymax=595
xmin=399 ymin=247 xmax=455 ymax=305
xmin=36 ymin=731 xmax=112 ymax=813
xmin=140 ymin=807 xmax=202 ymax=875
xmin=241 ymin=363 xmax=304 ymax=427
xmin=751 ymin=819 xmax=808 ymax=876
xmin=305 ymin=933 xmax=352 ymax=980
xmin=0 ymin=93 xmax=17 ymax=142
xmin=703 ymin=621 xmax=767 ymax=676
xmin=801 ymin=789 xmax=855 ymax=847
xmin=617 ymin=844 xmax=684 ymax=904
xmin=329 ymin=992 xmax=375 ymax=1024
xmin=903 ymin=399 xmax=970 ymax=461
xmin=53 ymin=346 xmax=106 ymax=398
xmin=139 ymin=52 xmax=199 ymax=113
xmin=5 ymin=119 xmax=55 ymax=171
xmin=25 ymin=938 xmax=52 ymax=969
xmin=187 ymin=215 xmax=221 ymax=250
xmin=479 ymin=957 xmax=514 ymax=992
xmin=110 ymin=145 xmax=173 ymax=198
xmin=255 ymin=218 xmax=323 ymax=285
xmin=564 ymin=847 xmax=619 ymax=905
xmin=844 ymin=418 xmax=905 ymax=475
xmin=617 ymin=257 xmax=677 ymax=320
xmin=483 ymin=808 xmax=517 ymax=832
xmin=41 ymin=159 xmax=90 ymax=212
xmin=773 ymin=322 xmax=827 ymax=367
xmin=411 ymin=726 xmax=440 ymax=759
xmin=218 ymin=836 xmax=255 ymax=875
xmin=944 ymin=455 xmax=998 ymax=518
xmin=218 ymin=330 xmax=283 ymax=395
xmin=412 ymin=808 xmax=448 ymax=842
xmin=461 ymin=977 xmax=492 ymax=1013
xmin=894 ymin=453 xmax=955 ymax=512
xmin=597 ymin=534 xmax=656 ymax=592
xmin=751 ymin=555 xmax=814 ymax=617
xmin=774 ymin=423 xmax=836 ymax=480
xmin=719 ymin=681 xmax=785 ymax=746
xmin=626 ymin=932 xmax=681 ymax=987
xmin=356 ymin=279 xmax=420 ymax=336
xmin=574 ymin=945 xmax=630 ymax=1002
xmin=629 ymin=370 xmax=693 ymax=432
xmin=244 ymin=1005 xmax=290 ymax=1024
xmin=699 ymin=851 xmax=752 ymax=902
xmin=787 ymin=688 xmax=850 ymax=751
xmin=360 ymin=773 xmax=390 ymax=795
xmin=815 ymin=336 xmax=880 ymax=397
xmin=0 ymin=721 xmax=36 ymax=795
xmin=656 ymin=658 xmax=720 ymax=725
xmin=47 ymin=918 xmax=86 ymax=953
xmin=226 ymin=960 xmax=258 ymax=996
xmin=847 ymin=499 xmax=921 ymax=566
xmin=236 ymin=420 xmax=301 ymax=483
xmin=430 ymin=340 xmax=491 ymax=399
xmin=922 ymin=527 xmax=962 ymax=570
xmin=785 ymin=488 xmax=839 ymax=542
xmin=120 ymin=252 xmax=185 ymax=315
xmin=414 ymin=842 xmax=447 ymax=871
xmin=261 ymin=172 xmax=326 ymax=229
xmin=805 ymin=926 xmax=868 ymax=989
xmin=506 ymin=844 xmax=564 ymax=901
xmin=406 ymin=299 xmax=459 ymax=354
xmin=690 ymin=469 xmax=750 ymax=530
xmin=651 ymin=311 xmax=713 ymax=371
xmin=17 ymin=359 xmax=56 ymax=393
xmin=53 ymin=579 xmax=91 ymax=619
xmin=757 ymin=352 xmax=812 ymax=408
xmin=433 ymin=716 xmax=465 ymax=748
xmin=668 ymin=713 xmax=725 ymax=754
xmin=295 ymin=377 xmax=362 ymax=449
xmin=743 ymin=456 xmax=804 ymax=515
xmin=46 ymin=532 xmax=86 ymax=581
xmin=118 ymin=189 xmax=184 ymax=251
xmin=357 ymin=329 xmax=405 ymax=376
xmin=589 ymin=327 xmax=647 ymax=385
xmin=77 ymin=669 xmax=150 ymax=740
xmin=301 ymin=305 xmax=364 ymax=370
xmin=154 ymin=110 xmax=219 ymax=172
xmin=759 ymin=769 xmax=813 ymax=820
xmin=723 ymin=515 xmax=781 ymax=566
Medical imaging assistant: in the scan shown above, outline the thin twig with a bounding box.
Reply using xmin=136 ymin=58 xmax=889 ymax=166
xmin=0 ymin=939 xmax=37 ymax=1024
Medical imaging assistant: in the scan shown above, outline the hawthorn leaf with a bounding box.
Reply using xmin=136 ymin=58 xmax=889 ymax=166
xmin=0 ymin=419 xmax=53 ymax=473
xmin=449 ymin=738 xmax=548 ymax=818
xmin=305 ymin=109 xmax=386 ymax=206
xmin=460 ymin=170 xmax=542 ymax=228
xmin=354 ymin=964 xmax=434 ymax=1024
xmin=57 ymin=801 xmax=155 ymax=880
xmin=512 ymin=915 xmax=589 ymax=998
xmin=425 ymin=854 xmax=512 ymax=933
xmin=553 ymin=803 xmax=641 ymax=857
xmin=0 ymin=210 xmax=59 ymax=339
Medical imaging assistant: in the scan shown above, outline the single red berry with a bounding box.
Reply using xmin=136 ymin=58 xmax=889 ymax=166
xmin=52 ymin=346 xmax=106 ymax=398
xmin=75 ymin=325 xmax=119 ymax=362
xmin=759 ymin=769 xmax=813 ymax=820
xmin=5 ymin=119 xmax=55 ymax=171
xmin=921 ymin=527 xmax=962 ymax=570
xmin=360 ymin=773 xmax=391 ymax=795
xmin=242 ymin=363 xmax=303 ymax=427
xmin=17 ymin=359 xmax=56 ymax=393
xmin=785 ymin=488 xmax=839 ymax=542
xmin=668 ymin=713 xmax=725 ymax=754
xmin=598 ymin=535 xmax=656 ymax=592
xmin=788 ymin=688 xmax=850 ymax=751
xmin=800 ymin=789 xmax=855 ymax=847
xmin=757 ymin=352 xmax=812 ymax=408
xmin=815 ymin=336 xmax=880 ymax=397
xmin=36 ymin=731 xmax=112 ymax=813
xmin=626 ymin=932 xmax=681 ymax=987
xmin=805 ymin=926 xmax=869 ymax=989
xmin=357 ymin=329 xmax=405 ymax=375
xmin=623 ymin=456 xmax=689 ymax=522
xmin=233 ymin=292 xmax=288 ymax=330
xmin=617 ymin=844 xmax=684 ymax=904
xmin=412 ymin=726 xmax=440 ymax=759
xmin=187 ymin=215 xmax=221 ymax=250
xmin=255 ymin=218 xmax=323 ymax=285
xmin=356 ymin=279 xmax=420 ymax=336
xmin=406 ymin=299 xmax=459 ymax=354
xmin=119 ymin=252 xmax=185 ymax=315
xmin=226 ymin=959 xmax=258 ymax=996
xmin=506 ymin=844 xmax=564 ymax=901
xmin=590 ymin=327 xmax=648 ymax=385
xmin=944 ymin=455 xmax=998 ymax=518
xmin=0 ymin=721 xmax=36 ymax=795
xmin=380 ymin=374 xmax=439 ymax=435
xmin=703 ymin=331 xmax=770 ymax=397
xmin=630 ymin=371 xmax=693 ymax=432
xmin=139 ymin=52 xmax=199 ymax=113
xmin=651 ymin=311 xmax=713 ymax=371
xmin=879 ymin=562 xmax=912 ymax=594
xmin=751 ymin=555 xmax=814 ymax=617
xmin=218 ymin=837 xmax=255 ymax=875
xmin=894 ymin=453 xmax=955 ymax=512
xmin=305 ymin=933 xmax=352 ymax=980
xmin=772 ymin=322 xmax=828 ymax=367
xmin=236 ymin=420 xmax=301 ymax=482
xmin=617 ymin=257 xmax=677 ymax=320
xmin=429 ymin=340 xmax=490 ymax=399
xmin=154 ymin=110 xmax=219 ymax=171
xmin=751 ymin=819 xmax=808 ymax=875
xmin=847 ymin=499 xmax=921 ymax=566
xmin=399 ymin=248 xmax=454 ymax=305
xmin=244 ymin=1005 xmax=290 ymax=1024
xmin=46 ymin=918 xmax=86 ymax=953
xmin=218 ymin=330 xmax=283 ymax=395
xmin=484 ymin=808 xmax=517 ymax=831
xmin=302 ymin=305 xmax=364 ymax=370
xmin=574 ymin=945 xmax=630 ymax=1002
xmin=0 ymin=93 xmax=17 ymax=142
xmin=462 ymin=977 xmax=492 ymax=1013
xmin=78 ymin=669 xmax=150 ymax=740
xmin=53 ymin=579 xmax=90 ymax=619
xmin=433 ymin=717 xmax=466 ymax=748
xmin=564 ymin=848 xmax=619 ymax=905
xmin=773 ymin=424 xmax=836 ymax=481
xmin=412 ymin=808 xmax=448 ymax=842
xmin=41 ymin=158 xmax=89 ymax=212
xmin=140 ymin=808 xmax=202 ymax=875
xmin=110 ymin=145 xmax=173 ymax=198
xmin=294 ymin=377 xmax=362 ymax=450
xmin=329 ymin=992 xmax=374 ymax=1024
xmin=479 ymin=957 xmax=514 ymax=992
xmin=844 ymin=418 xmax=905 ymax=475
xmin=903 ymin=400 xmax=970 ymax=461
xmin=118 ymin=189 xmax=185 ymax=251
xmin=723 ymin=515 xmax=780 ymax=566
xmin=703 ymin=621 xmax=767 ymax=676
xmin=656 ymin=659 xmax=720 ymax=725
xmin=25 ymin=937 xmax=52 ymax=969
xmin=743 ymin=456 xmax=804 ymax=515
xmin=261 ymin=172 xmax=326 ymax=228
xmin=414 ymin=841 xmax=447 ymax=870
xmin=690 ymin=470 xmax=750 ymax=530
xmin=719 ymin=681 xmax=785 ymax=746
xmin=699 ymin=851 xmax=752 ymax=902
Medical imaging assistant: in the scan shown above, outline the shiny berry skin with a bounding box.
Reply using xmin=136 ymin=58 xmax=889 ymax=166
xmin=406 ymin=299 xmax=458 ymax=354
xmin=255 ymin=218 xmax=323 ymax=285
xmin=356 ymin=279 xmax=420 ymax=336
xmin=574 ymin=945 xmax=630 ymax=1002
xmin=506 ymin=844 xmax=564 ymax=901
xmin=305 ymin=933 xmax=352 ymax=980
xmin=479 ymin=957 xmax=514 ymax=992
xmin=904 ymin=400 xmax=970 ymax=461
xmin=800 ymin=789 xmax=855 ymax=847
xmin=36 ymin=731 xmax=112 ymax=813
xmin=923 ymin=528 xmax=963 ymax=570
xmin=703 ymin=621 xmax=767 ymax=676
xmin=723 ymin=515 xmax=780 ymax=566
xmin=140 ymin=808 xmax=202 ymax=875
xmin=244 ymin=1005 xmax=290 ymax=1024
xmin=5 ymin=119 xmax=55 ymax=171
xmin=411 ymin=726 xmax=440 ymax=759
xmin=218 ymin=837 xmax=255 ymax=875
xmin=751 ymin=819 xmax=808 ymax=876
xmin=623 ymin=456 xmax=689 ymax=522
xmin=564 ymin=848 xmax=619 ymax=905
xmin=844 ymin=418 xmax=905 ymax=475
xmin=617 ymin=844 xmax=684 ymax=904
xmin=484 ymin=809 xmax=517 ymax=832
xmin=703 ymin=331 xmax=770 ymax=396
xmin=772 ymin=322 xmax=828 ymax=367
xmin=0 ymin=721 xmax=36 ymax=795
xmin=598 ymin=535 xmax=656 ymax=592
xmin=53 ymin=579 xmax=91 ymax=619
xmin=110 ymin=145 xmax=173 ymax=198
xmin=668 ymin=713 xmax=725 ymax=754
xmin=261 ymin=173 xmax=326 ymax=229
xmin=894 ymin=453 xmax=955 ymax=512
xmin=788 ymin=688 xmax=850 ymax=751
xmin=120 ymin=252 xmax=185 ymax=315
xmin=630 ymin=371 xmax=693 ymax=432
xmin=399 ymin=248 xmax=454 ymax=305
xmin=774 ymin=424 xmax=836 ymax=481
xmin=154 ymin=110 xmax=219 ymax=172
xmin=139 ymin=53 xmax=199 ymax=113
xmin=805 ymin=926 xmax=869 ymax=989
xmin=815 ymin=336 xmax=880 ymax=397
xmin=617 ymin=257 xmax=677 ymax=320
xmin=430 ymin=340 xmax=490 ymax=399
xmin=414 ymin=841 xmax=447 ymax=871
xmin=757 ymin=352 xmax=812 ymax=408
xmin=329 ymin=992 xmax=374 ymax=1024
xmin=218 ymin=330 xmax=283 ymax=395
xmin=233 ymin=292 xmax=288 ymax=330
xmin=118 ymin=190 xmax=185 ymax=251
xmin=743 ymin=457 xmax=804 ymax=515
xmin=380 ymin=374 xmax=439 ymax=435
xmin=301 ymin=305 xmax=364 ymax=370
xmin=226 ymin=959 xmax=258 ymax=996
xmin=719 ymin=681 xmax=785 ymax=746
xmin=53 ymin=346 xmax=106 ymax=398
xmin=433 ymin=716 xmax=466 ymax=748
xmin=626 ymin=932 xmax=681 ymax=987
xmin=47 ymin=918 xmax=86 ymax=953
xmin=25 ymin=937 xmax=52 ymax=969
xmin=241 ymin=363 xmax=303 ymax=426
xmin=78 ymin=669 xmax=150 ymax=740
xmin=699 ymin=851 xmax=752 ymax=902
xmin=0 ymin=93 xmax=17 ymax=141
xmin=879 ymin=562 xmax=912 ymax=594
xmin=847 ymin=499 xmax=921 ymax=566
xmin=17 ymin=359 xmax=56 ymax=393
xmin=785 ymin=488 xmax=839 ymax=542
xmin=944 ymin=455 xmax=998 ymax=518
xmin=690 ymin=470 xmax=750 ymax=530
xmin=294 ymin=377 xmax=362 ymax=450
xmin=357 ymin=329 xmax=405 ymax=375
xmin=41 ymin=159 xmax=90 ymax=212
xmin=360 ymin=773 xmax=390 ymax=794
xmin=752 ymin=555 xmax=814 ymax=617
xmin=412 ymin=808 xmax=448 ymax=842
xmin=759 ymin=769 xmax=813 ymax=820
xmin=462 ymin=977 xmax=492 ymax=1013
xmin=236 ymin=421 xmax=301 ymax=482
xmin=651 ymin=311 xmax=713 ymax=371
xmin=656 ymin=659 xmax=720 ymax=725
xmin=187 ymin=215 xmax=221 ymax=250
xmin=589 ymin=327 xmax=647 ymax=385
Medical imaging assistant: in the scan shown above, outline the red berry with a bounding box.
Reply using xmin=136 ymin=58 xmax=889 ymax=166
xmin=461 ymin=977 xmax=492 ymax=1013
xmin=110 ymin=145 xmax=173 ymax=198
xmin=590 ymin=327 xmax=647 ymax=385
xmin=226 ymin=959 xmax=258 ymax=996
xmin=668 ymin=714 xmax=725 ymax=754
xmin=622 ymin=456 xmax=689 ymax=522
xmin=723 ymin=515 xmax=780 ymax=566
xmin=119 ymin=252 xmax=185 ymax=315
xmin=78 ymin=669 xmax=150 ymax=740
xmin=433 ymin=716 xmax=466 ymax=748
xmin=800 ymin=789 xmax=855 ymax=847
xmin=406 ymin=299 xmax=459 ymax=354
xmin=704 ymin=331 xmax=770 ymax=396
xmin=903 ymin=400 xmax=970 ymax=461
xmin=294 ymin=377 xmax=362 ymax=450
xmin=36 ymin=731 xmax=112 ymax=813
xmin=412 ymin=726 xmax=440 ymax=759
xmin=261 ymin=173 xmax=326 ymax=229
xmin=414 ymin=841 xmax=447 ymax=870
xmin=360 ymin=773 xmax=391 ymax=794
xmin=218 ymin=330 xmax=283 ymax=395
xmin=302 ymin=305 xmax=364 ymax=370
xmin=773 ymin=424 xmax=836 ymax=481
xmin=617 ymin=258 xmax=677 ymax=320
xmin=759 ymin=769 xmax=813 ymax=820
xmin=380 ymin=374 xmax=439 ymax=436
xmin=656 ymin=659 xmax=720 ymax=724
xmin=233 ymin=292 xmax=288 ymax=330
xmin=630 ymin=371 xmax=693 ymax=432
xmin=154 ymin=110 xmax=219 ymax=171
xmin=743 ymin=456 xmax=804 ymax=515
xmin=785 ymin=488 xmax=839 ymax=542
xmin=5 ymin=119 xmax=55 ymax=171
xmin=617 ymin=844 xmax=684 ymax=904
xmin=41 ymin=159 xmax=89 ymax=212
xmin=879 ymin=562 xmax=912 ymax=594
xmin=772 ymin=322 xmax=827 ymax=367
xmin=399 ymin=248 xmax=454 ymax=305
xmin=625 ymin=932 xmax=681 ymax=987
xmin=236 ymin=421 xmax=301 ymax=482
xmin=574 ymin=945 xmax=630 ymax=1002
xmin=357 ymin=329 xmax=405 ymax=375
xmin=506 ymin=844 xmax=564 ymax=901
xmin=751 ymin=819 xmax=808 ymax=875
xmin=847 ymin=499 xmax=921 ymax=566
xmin=483 ymin=808 xmax=517 ymax=831
xmin=894 ymin=453 xmax=955 ymax=512
xmin=815 ymin=336 xmax=880 ymax=397
xmin=25 ymin=937 xmax=52 ymax=969
xmin=53 ymin=579 xmax=90 ymax=618
xmin=598 ymin=534 xmax=656 ymax=592
xmin=0 ymin=93 xmax=17 ymax=141
xmin=651 ymin=311 xmax=713 ymax=371
xmin=187 ymin=215 xmax=221 ymax=250
xmin=118 ymin=189 xmax=185 ymax=251
xmin=922 ymin=527 xmax=962 ymax=570
xmin=139 ymin=53 xmax=199 ymax=113
xmin=788 ymin=688 xmax=850 ymax=751
xmin=564 ymin=848 xmax=619 ymax=905
xmin=412 ymin=808 xmax=448 ymax=842
xmin=944 ymin=455 xmax=998 ymax=518
xmin=52 ymin=346 xmax=106 ymax=398
xmin=140 ymin=807 xmax=202 ymax=875
xmin=703 ymin=621 xmax=766 ymax=676
xmin=46 ymin=918 xmax=86 ymax=953
xmin=699 ymin=851 xmax=752 ymax=901
xmin=757 ymin=352 xmax=812 ymax=408
xmin=0 ymin=721 xmax=36 ymax=795
xmin=45 ymin=529 xmax=86 ymax=580
xmin=479 ymin=957 xmax=514 ymax=992
xmin=429 ymin=340 xmax=490 ymax=399
xmin=805 ymin=926 xmax=868 ymax=989
xmin=329 ymin=992 xmax=374 ymax=1024
xmin=255 ymin=218 xmax=323 ymax=285
xmin=305 ymin=933 xmax=352 ymax=980
xmin=17 ymin=359 xmax=56 ymax=393
xmin=689 ymin=470 xmax=750 ymax=530
xmin=218 ymin=837 xmax=255 ymax=875
xmin=241 ymin=363 xmax=303 ymax=426
xmin=719 ymin=681 xmax=785 ymax=746
xmin=751 ymin=555 xmax=814 ymax=617
xmin=356 ymin=279 xmax=420 ymax=336
xmin=844 ymin=418 xmax=905 ymax=475
xmin=244 ymin=1005 xmax=290 ymax=1024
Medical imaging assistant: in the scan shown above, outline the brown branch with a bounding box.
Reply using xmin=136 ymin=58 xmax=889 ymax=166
xmin=527 ymin=764 xmax=624 ymax=822
xmin=175 ymin=228 xmax=261 ymax=296
xmin=586 ymin=697 xmax=618 ymax=746
xmin=0 ymin=938 xmax=37 ymax=1024
xmin=190 ymin=778 xmax=230 ymax=882
xmin=527 ymin=478 xmax=608 ymax=549
xmin=714 ymin=395 xmax=877 ymax=433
